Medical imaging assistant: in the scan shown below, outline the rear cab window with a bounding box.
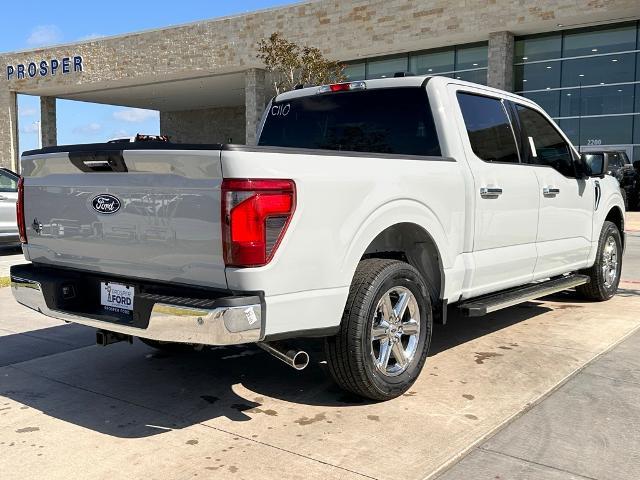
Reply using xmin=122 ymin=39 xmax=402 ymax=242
xmin=258 ymin=87 xmax=441 ymax=157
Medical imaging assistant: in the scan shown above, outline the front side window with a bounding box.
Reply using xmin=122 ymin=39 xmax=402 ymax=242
xmin=259 ymin=88 xmax=441 ymax=157
xmin=608 ymin=152 xmax=623 ymax=169
xmin=457 ymin=92 xmax=519 ymax=163
xmin=0 ymin=170 xmax=18 ymax=192
xmin=514 ymin=104 xmax=575 ymax=177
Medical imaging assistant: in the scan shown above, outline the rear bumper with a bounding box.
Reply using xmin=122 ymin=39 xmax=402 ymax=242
xmin=10 ymin=264 xmax=263 ymax=346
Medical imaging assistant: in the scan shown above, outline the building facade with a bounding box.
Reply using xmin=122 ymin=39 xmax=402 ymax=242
xmin=1 ymin=0 xmax=639 ymax=171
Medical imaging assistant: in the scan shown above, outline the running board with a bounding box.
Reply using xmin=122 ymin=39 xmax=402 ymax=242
xmin=458 ymin=274 xmax=590 ymax=317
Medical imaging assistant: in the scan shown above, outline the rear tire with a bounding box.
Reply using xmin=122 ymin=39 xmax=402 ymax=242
xmin=324 ymin=259 xmax=433 ymax=401
xmin=576 ymin=221 xmax=622 ymax=301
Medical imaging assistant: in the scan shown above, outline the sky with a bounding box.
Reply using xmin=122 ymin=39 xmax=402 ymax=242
xmin=2 ymin=0 xmax=299 ymax=153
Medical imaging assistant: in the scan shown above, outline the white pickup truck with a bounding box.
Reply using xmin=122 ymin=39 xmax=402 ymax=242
xmin=11 ymin=76 xmax=625 ymax=400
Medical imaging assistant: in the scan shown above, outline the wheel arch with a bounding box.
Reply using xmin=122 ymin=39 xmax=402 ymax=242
xmin=605 ymin=205 xmax=625 ymax=249
xmin=361 ymin=222 xmax=444 ymax=303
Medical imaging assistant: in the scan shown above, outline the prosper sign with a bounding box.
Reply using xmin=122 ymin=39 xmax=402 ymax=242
xmin=6 ymin=55 xmax=83 ymax=80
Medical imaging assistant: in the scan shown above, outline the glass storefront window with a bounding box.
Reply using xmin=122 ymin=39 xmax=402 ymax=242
xmin=366 ymin=56 xmax=408 ymax=79
xmin=561 ymin=53 xmax=636 ymax=87
xmin=559 ymin=116 xmax=633 ymax=146
xmin=515 ymin=33 xmax=561 ymax=62
xmin=409 ymin=49 xmax=454 ymax=75
xmin=563 ymin=23 xmax=637 ymax=57
xmin=343 ymin=62 xmax=366 ymax=80
xmin=453 ymin=69 xmax=487 ymax=85
xmin=455 ymin=44 xmax=488 ymax=70
xmin=514 ymin=61 xmax=561 ymax=91
xmin=560 ymin=85 xmax=636 ymax=117
xmin=522 ymin=91 xmax=560 ymax=117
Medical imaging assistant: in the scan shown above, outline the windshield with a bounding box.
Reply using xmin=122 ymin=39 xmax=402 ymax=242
xmin=259 ymin=88 xmax=441 ymax=157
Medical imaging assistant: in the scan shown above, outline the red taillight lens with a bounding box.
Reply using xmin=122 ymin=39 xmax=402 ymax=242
xmin=221 ymin=179 xmax=295 ymax=267
xmin=329 ymin=83 xmax=351 ymax=92
xmin=16 ymin=177 xmax=27 ymax=244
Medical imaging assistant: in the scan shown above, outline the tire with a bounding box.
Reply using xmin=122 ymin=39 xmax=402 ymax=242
xmin=324 ymin=259 xmax=433 ymax=401
xmin=576 ymin=220 xmax=622 ymax=301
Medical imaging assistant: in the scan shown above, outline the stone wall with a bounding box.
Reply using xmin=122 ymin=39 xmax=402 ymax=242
xmin=160 ymin=107 xmax=245 ymax=145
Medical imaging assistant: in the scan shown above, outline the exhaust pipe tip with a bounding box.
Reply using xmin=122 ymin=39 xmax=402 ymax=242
xmin=257 ymin=342 xmax=309 ymax=371
xmin=290 ymin=350 xmax=309 ymax=370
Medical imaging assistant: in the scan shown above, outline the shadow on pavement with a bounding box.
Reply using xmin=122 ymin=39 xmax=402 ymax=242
xmin=0 ymin=299 xmax=558 ymax=439
xmin=0 ymin=245 xmax=22 ymax=256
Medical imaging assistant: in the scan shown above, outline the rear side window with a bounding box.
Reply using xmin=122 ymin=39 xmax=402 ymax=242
xmin=0 ymin=170 xmax=18 ymax=192
xmin=457 ymin=92 xmax=519 ymax=163
xmin=259 ymin=88 xmax=441 ymax=157
xmin=514 ymin=104 xmax=575 ymax=177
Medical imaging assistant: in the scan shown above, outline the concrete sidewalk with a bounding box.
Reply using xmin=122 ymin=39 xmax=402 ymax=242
xmin=437 ymin=325 xmax=640 ymax=480
xmin=437 ymin=232 xmax=640 ymax=480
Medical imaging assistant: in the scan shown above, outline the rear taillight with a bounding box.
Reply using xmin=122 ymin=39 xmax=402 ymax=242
xmin=16 ymin=177 xmax=27 ymax=244
xmin=221 ymin=179 xmax=296 ymax=267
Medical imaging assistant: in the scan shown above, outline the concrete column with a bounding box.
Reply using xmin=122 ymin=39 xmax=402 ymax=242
xmin=245 ymin=68 xmax=266 ymax=146
xmin=487 ymin=31 xmax=515 ymax=92
xmin=0 ymin=89 xmax=19 ymax=171
xmin=40 ymin=96 xmax=57 ymax=147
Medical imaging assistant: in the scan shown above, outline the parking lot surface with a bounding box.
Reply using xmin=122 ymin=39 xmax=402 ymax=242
xmin=0 ymin=221 xmax=639 ymax=480
xmin=0 ymin=245 xmax=24 ymax=278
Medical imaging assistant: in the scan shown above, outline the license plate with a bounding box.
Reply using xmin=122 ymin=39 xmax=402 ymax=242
xmin=100 ymin=282 xmax=134 ymax=314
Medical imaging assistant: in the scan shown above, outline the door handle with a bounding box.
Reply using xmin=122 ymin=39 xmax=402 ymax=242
xmin=480 ymin=187 xmax=503 ymax=198
xmin=0 ymin=195 xmax=8 ymax=201
xmin=543 ymin=187 xmax=560 ymax=196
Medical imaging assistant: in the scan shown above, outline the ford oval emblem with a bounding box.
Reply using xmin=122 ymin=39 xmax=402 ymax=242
xmin=91 ymin=194 xmax=121 ymax=215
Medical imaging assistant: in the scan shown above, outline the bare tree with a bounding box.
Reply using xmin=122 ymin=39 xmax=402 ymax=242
xmin=257 ymin=32 xmax=346 ymax=95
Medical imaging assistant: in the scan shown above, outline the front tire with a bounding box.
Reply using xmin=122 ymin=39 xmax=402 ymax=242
xmin=576 ymin=221 xmax=622 ymax=301
xmin=324 ymin=259 xmax=433 ymax=401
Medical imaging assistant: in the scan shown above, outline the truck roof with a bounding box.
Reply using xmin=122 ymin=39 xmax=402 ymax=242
xmin=274 ymin=75 xmax=531 ymax=105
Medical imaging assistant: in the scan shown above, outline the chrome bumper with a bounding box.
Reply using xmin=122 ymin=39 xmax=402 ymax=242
xmin=11 ymin=275 xmax=263 ymax=346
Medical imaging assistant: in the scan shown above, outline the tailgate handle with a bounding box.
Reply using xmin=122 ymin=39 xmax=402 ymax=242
xmin=69 ymin=151 xmax=128 ymax=172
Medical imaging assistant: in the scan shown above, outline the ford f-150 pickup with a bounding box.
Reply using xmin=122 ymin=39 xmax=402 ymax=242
xmin=11 ymin=76 xmax=625 ymax=400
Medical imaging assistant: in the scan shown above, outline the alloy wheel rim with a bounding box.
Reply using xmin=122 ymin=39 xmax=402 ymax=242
xmin=601 ymin=235 xmax=619 ymax=289
xmin=370 ymin=286 xmax=420 ymax=377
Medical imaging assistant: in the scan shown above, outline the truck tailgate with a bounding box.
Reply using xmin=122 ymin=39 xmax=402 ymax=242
xmin=20 ymin=146 xmax=227 ymax=289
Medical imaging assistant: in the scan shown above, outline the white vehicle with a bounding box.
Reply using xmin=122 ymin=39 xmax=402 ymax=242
xmin=11 ymin=76 xmax=625 ymax=400
xmin=0 ymin=167 xmax=19 ymax=245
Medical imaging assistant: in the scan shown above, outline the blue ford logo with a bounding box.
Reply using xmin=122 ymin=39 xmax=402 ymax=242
xmin=91 ymin=194 xmax=121 ymax=215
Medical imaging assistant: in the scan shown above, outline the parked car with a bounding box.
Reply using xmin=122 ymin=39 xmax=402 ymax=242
xmin=0 ymin=167 xmax=19 ymax=245
xmin=10 ymin=76 xmax=625 ymax=400
xmin=583 ymin=150 xmax=639 ymax=210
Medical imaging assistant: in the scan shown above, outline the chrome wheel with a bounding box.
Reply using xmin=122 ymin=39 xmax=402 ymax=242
xmin=370 ymin=286 xmax=420 ymax=377
xmin=601 ymin=235 xmax=619 ymax=289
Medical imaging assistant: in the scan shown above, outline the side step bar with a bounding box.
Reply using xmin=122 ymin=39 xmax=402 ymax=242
xmin=458 ymin=274 xmax=590 ymax=317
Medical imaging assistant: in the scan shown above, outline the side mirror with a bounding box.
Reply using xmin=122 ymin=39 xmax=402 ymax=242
xmin=581 ymin=153 xmax=608 ymax=178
